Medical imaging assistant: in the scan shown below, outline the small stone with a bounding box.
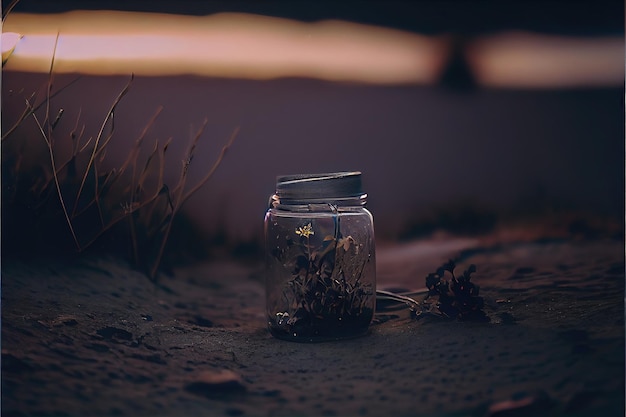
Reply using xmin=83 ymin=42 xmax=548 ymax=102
xmin=487 ymin=391 xmax=553 ymax=417
xmin=185 ymin=369 xmax=246 ymax=399
xmin=495 ymin=312 xmax=516 ymax=325
xmin=59 ymin=316 xmax=79 ymax=326
xmin=96 ymin=326 xmax=133 ymax=341
xmin=188 ymin=315 xmax=213 ymax=328
xmin=40 ymin=315 xmax=79 ymax=327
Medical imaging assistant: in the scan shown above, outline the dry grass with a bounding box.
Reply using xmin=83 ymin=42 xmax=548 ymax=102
xmin=2 ymin=45 xmax=238 ymax=278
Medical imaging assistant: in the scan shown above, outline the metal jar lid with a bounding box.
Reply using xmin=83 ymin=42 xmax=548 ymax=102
xmin=274 ymin=171 xmax=366 ymax=205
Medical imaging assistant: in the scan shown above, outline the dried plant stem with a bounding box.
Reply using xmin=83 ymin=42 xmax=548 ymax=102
xmin=5 ymin=49 xmax=237 ymax=275
xmin=40 ymin=108 xmax=85 ymax=191
xmin=118 ymin=106 xmax=163 ymax=177
xmin=2 ymin=0 xmax=20 ymax=22
xmin=34 ymin=93 xmax=166 ymax=252
xmin=148 ymin=125 xmax=239 ymax=278
xmin=71 ymin=105 xmax=163 ymax=220
xmin=146 ymin=120 xmax=209 ymax=278
xmin=376 ymin=289 xmax=425 ymax=312
xmin=77 ymin=189 xmax=158 ymax=251
xmin=44 ymin=33 xmax=60 ymax=132
xmin=26 ymin=33 xmax=79 ymax=249
xmin=128 ymin=139 xmax=161 ymax=264
xmin=126 ymin=111 xmax=166 ymax=264
xmin=73 ymin=74 xmax=133 ymax=217
xmin=1 ymin=79 xmax=81 ymax=143
xmin=180 ymin=126 xmax=239 ymax=204
xmin=77 ymin=157 xmax=168 ymax=251
xmin=26 ymin=100 xmax=79 ymax=249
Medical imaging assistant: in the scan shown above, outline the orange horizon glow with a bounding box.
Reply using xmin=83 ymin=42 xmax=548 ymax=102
xmin=467 ymin=31 xmax=624 ymax=88
xmin=2 ymin=10 xmax=623 ymax=88
xmin=2 ymin=10 xmax=449 ymax=84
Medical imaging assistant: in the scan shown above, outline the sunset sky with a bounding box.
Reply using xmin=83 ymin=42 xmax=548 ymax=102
xmin=3 ymin=2 xmax=623 ymax=88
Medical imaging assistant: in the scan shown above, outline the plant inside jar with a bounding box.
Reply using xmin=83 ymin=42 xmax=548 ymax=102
xmin=270 ymin=219 xmax=374 ymax=341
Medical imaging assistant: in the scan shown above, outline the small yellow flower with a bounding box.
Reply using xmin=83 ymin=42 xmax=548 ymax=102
xmin=295 ymin=223 xmax=314 ymax=238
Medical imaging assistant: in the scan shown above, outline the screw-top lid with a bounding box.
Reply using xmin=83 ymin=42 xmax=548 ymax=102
xmin=274 ymin=171 xmax=366 ymax=205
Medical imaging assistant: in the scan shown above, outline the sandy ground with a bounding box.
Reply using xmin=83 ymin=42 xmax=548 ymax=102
xmin=2 ymin=235 xmax=624 ymax=417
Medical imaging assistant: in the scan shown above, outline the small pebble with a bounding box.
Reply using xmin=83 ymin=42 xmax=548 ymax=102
xmin=184 ymin=369 xmax=246 ymax=398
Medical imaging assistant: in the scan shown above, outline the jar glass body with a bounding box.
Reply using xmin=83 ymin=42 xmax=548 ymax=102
xmin=265 ymin=202 xmax=376 ymax=342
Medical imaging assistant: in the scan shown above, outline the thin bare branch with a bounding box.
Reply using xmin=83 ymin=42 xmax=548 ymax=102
xmin=171 ymin=118 xmax=209 ymax=199
xmin=149 ymin=125 xmax=239 ymax=278
xmin=75 ymin=107 xmax=164 ymax=222
xmin=73 ymin=74 xmax=133 ymax=216
xmin=2 ymin=77 xmax=81 ymax=142
xmin=137 ymin=139 xmax=161 ymax=193
xmin=93 ymin=162 xmax=106 ymax=228
xmin=116 ymin=106 xmax=163 ymax=178
xmin=181 ymin=126 xmax=239 ymax=204
xmin=77 ymin=182 xmax=172 ymax=253
xmin=26 ymin=99 xmax=80 ymax=250
xmin=2 ymin=0 xmax=20 ymax=22
xmin=39 ymin=114 xmax=86 ymax=186
xmin=45 ymin=33 xmax=60 ymax=132
xmin=69 ymin=107 xmax=83 ymax=153
xmin=157 ymin=137 xmax=172 ymax=192
xmin=1 ymin=89 xmax=38 ymax=140
xmin=78 ymin=136 xmax=93 ymax=153
xmin=51 ymin=108 xmax=64 ymax=129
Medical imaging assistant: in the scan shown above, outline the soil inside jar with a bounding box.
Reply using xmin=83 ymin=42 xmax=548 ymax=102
xmin=268 ymin=307 xmax=374 ymax=342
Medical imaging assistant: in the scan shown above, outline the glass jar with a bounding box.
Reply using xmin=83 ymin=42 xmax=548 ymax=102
xmin=264 ymin=172 xmax=376 ymax=342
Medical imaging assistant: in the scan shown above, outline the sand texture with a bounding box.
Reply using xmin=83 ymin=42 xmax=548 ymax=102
xmin=2 ymin=237 xmax=624 ymax=417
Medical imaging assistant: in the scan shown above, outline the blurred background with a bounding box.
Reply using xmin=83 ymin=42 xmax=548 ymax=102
xmin=2 ymin=1 xmax=624 ymax=259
